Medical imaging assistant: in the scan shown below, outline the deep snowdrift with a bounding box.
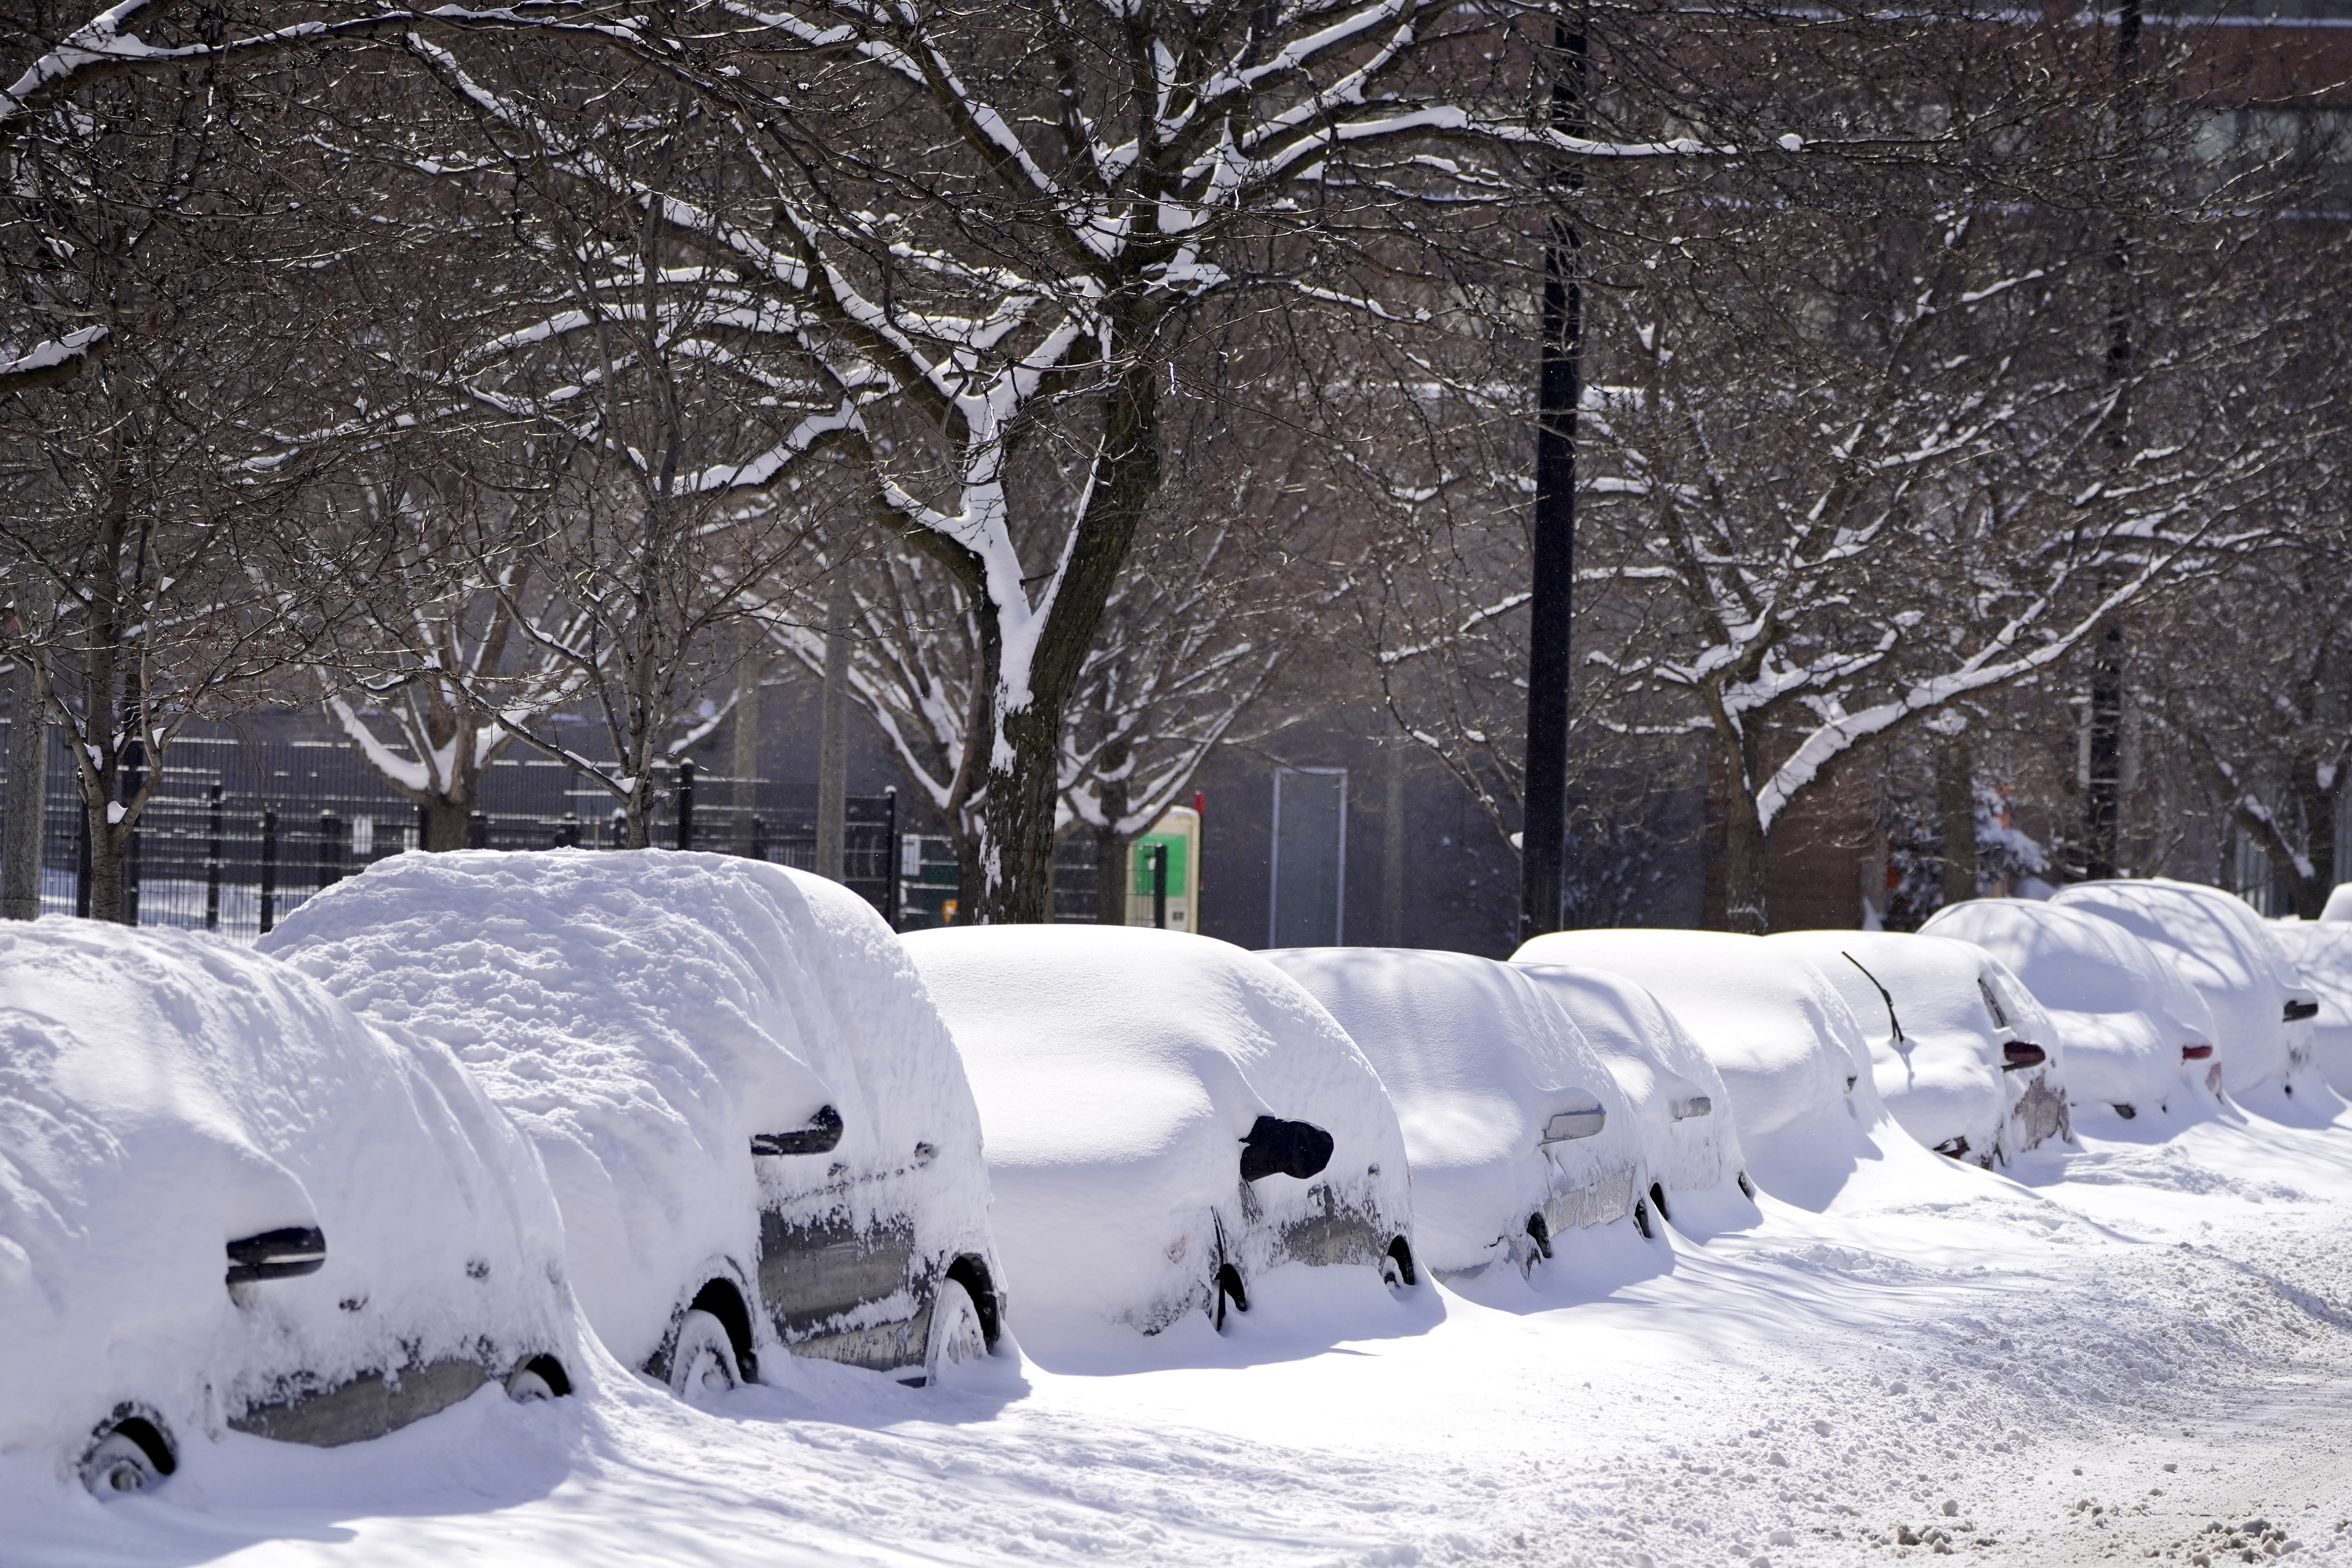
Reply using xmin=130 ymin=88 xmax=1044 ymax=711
xmin=1265 ymin=947 xmax=1646 ymax=1278
xmin=1510 ymin=929 xmax=1930 ymax=1209
xmin=903 ymin=926 xmax=1413 ymax=1342
xmin=1512 ymin=961 xmax=1751 ymax=1210
xmin=261 ymin=851 xmax=998 ymax=1383
xmin=2273 ymin=919 xmax=2352 ymax=1096
xmin=1922 ymin=897 xmax=2211 ymax=1121
xmin=1769 ymin=930 xmax=2071 ymax=1167
xmin=0 ymin=919 xmax=575 ymax=1495
xmin=2052 ymin=879 xmax=2318 ymax=1098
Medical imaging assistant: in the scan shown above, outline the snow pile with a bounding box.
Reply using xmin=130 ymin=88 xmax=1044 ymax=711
xmin=1509 ymin=961 xmax=1749 ymax=1206
xmin=1509 ymin=929 xmax=1918 ymax=1209
xmin=261 ymin=850 xmax=993 ymax=1374
xmin=2320 ymin=883 xmax=2352 ymax=923
xmin=1921 ymin=897 xmax=2210 ymax=1120
xmin=0 ymin=919 xmax=573 ymax=1485
xmin=2051 ymin=879 xmax=2316 ymax=1098
xmin=1264 ymin=948 xmax=1644 ymax=1278
xmin=1769 ymin=930 xmax=2071 ymax=1167
xmin=903 ymin=927 xmax=1411 ymax=1340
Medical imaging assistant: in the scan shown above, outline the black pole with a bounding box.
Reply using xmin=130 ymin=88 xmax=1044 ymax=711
xmin=74 ymin=805 xmax=88 ymax=919
xmin=121 ymin=740 xmax=143 ymax=927
xmin=1520 ymin=18 xmax=1586 ymax=944
xmin=205 ymin=781 xmax=222 ymax=930
xmin=884 ymin=786 xmax=900 ymax=930
xmin=1152 ymin=844 xmax=1168 ymax=930
xmin=2084 ymin=0 xmax=2139 ymax=883
xmin=677 ymin=759 xmax=696 ymax=851
xmin=259 ymin=807 xmax=278 ymax=935
xmin=318 ymin=810 xmax=343 ymax=889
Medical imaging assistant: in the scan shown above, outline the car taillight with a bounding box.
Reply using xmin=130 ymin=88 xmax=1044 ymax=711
xmin=2181 ymin=1044 xmax=2213 ymax=1060
xmin=2001 ymin=1042 xmax=2046 ymax=1071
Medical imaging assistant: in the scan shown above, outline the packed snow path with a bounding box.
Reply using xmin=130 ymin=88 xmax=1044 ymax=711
xmin=19 ymin=1108 xmax=2352 ymax=1568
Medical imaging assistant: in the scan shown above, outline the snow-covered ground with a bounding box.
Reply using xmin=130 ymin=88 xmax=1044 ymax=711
xmin=18 ymin=1099 xmax=2352 ymax=1567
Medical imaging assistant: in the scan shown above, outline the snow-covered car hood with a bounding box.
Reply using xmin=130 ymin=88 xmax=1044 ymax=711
xmin=1769 ymin=930 xmax=2069 ymax=1165
xmin=1512 ymin=961 xmax=1747 ymax=1200
xmin=260 ymin=850 xmax=992 ymax=1370
xmin=1920 ymin=898 xmax=2209 ymax=1117
xmin=2051 ymin=880 xmax=2310 ymax=1093
xmin=0 ymin=919 xmax=573 ymax=1479
xmin=1266 ymin=947 xmax=1642 ymax=1276
xmin=903 ymin=926 xmax=1411 ymax=1336
xmin=1509 ymin=930 xmax=1894 ymax=1208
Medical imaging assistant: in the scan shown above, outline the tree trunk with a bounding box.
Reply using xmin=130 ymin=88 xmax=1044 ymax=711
xmin=84 ymin=801 xmax=126 ymax=924
xmin=1722 ymin=787 xmax=1770 ymax=936
xmin=816 ymin=576 xmax=851 ymax=881
xmin=422 ymin=795 xmax=472 ymax=852
xmin=1093 ymin=737 xmax=1131 ymax=926
xmin=1937 ymin=731 xmax=1976 ymax=908
xmin=3 ymin=653 xmax=47 ymax=920
xmin=2290 ymin=761 xmax=2338 ymax=919
xmin=969 ymin=326 xmax=1161 ymax=924
xmin=2085 ymin=626 xmax=2125 ymax=879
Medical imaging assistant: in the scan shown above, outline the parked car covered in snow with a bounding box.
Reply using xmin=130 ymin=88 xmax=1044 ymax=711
xmin=1509 ymin=930 xmax=1882 ymax=1207
xmin=2271 ymin=919 xmax=2352 ymax=1095
xmin=1265 ymin=948 xmax=1646 ymax=1279
xmin=2050 ymin=879 xmax=2320 ymax=1103
xmin=0 ymin=921 xmax=577 ymax=1500
xmin=904 ymin=926 xmax=1414 ymax=1337
xmin=1512 ymin=961 xmax=1755 ymax=1226
xmin=262 ymin=851 xmax=1003 ymax=1399
xmin=1919 ymin=898 xmax=2215 ymax=1121
xmin=1769 ymin=930 xmax=2069 ymax=1166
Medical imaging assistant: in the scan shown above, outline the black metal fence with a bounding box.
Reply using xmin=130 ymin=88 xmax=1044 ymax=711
xmin=1 ymin=721 xmax=930 ymax=939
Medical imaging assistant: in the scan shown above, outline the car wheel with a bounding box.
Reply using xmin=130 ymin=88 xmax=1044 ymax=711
xmin=667 ymin=1309 xmax=742 ymax=1405
xmin=79 ymin=1419 xmax=173 ymax=1499
xmin=924 ymin=1279 xmax=989 ymax=1386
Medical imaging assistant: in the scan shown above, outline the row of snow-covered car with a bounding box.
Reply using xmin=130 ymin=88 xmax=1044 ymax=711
xmin=4 ymin=852 xmax=2335 ymax=1505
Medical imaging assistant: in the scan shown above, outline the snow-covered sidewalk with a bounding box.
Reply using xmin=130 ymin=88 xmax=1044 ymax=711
xmin=19 ymin=1107 xmax=2352 ymax=1568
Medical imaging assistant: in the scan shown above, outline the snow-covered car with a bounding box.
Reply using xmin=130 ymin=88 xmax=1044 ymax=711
xmin=1919 ymin=898 xmax=2216 ymax=1121
xmin=2271 ymin=920 xmax=2352 ymax=1095
xmin=1769 ymin=930 xmax=2070 ymax=1167
xmin=0 ymin=920 xmax=577 ymax=1500
xmin=2049 ymin=879 xmax=2321 ymax=1104
xmin=903 ymin=926 xmax=1414 ymax=1337
xmin=1509 ymin=929 xmax=1882 ymax=1207
xmin=1265 ymin=947 xmax=1647 ymax=1280
xmin=1508 ymin=961 xmax=1756 ymax=1229
xmin=261 ymin=850 xmax=1003 ymax=1398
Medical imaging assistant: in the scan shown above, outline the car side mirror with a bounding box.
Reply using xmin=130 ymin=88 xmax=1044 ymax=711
xmin=2001 ymin=1042 xmax=2047 ymax=1071
xmin=1540 ymin=1095 xmax=1607 ymax=1144
xmin=751 ymin=1104 xmax=844 ymax=1157
xmin=2285 ymin=1000 xmax=2319 ymax=1023
xmin=226 ymin=1227 xmax=326 ymax=1286
xmin=1668 ymin=1095 xmax=1711 ymax=1121
xmin=1239 ymin=1116 xmax=1334 ymax=1182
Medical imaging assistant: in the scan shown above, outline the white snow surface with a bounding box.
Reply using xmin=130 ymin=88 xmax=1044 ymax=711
xmin=258 ymin=850 xmax=992 ymax=1373
xmin=0 ymin=918 xmax=574 ymax=1483
xmin=1511 ymin=960 xmax=1750 ymax=1200
xmin=2321 ymin=882 xmax=2352 ymax=923
xmin=1512 ymin=929 xmax=1926 ymax=1210
xmin=1923 ymin=896 xmax=2211 ymax=1119
xmin=2052 ymin=879 xmax=2314 ymax=1096
xmin=1768 ymin=930 xmax=2068 ymax=1166
xmin=1264 ymin=947 xmax=1645 ymax=1277
xmin=902 ymin=926 xmax=1411 ymax=1343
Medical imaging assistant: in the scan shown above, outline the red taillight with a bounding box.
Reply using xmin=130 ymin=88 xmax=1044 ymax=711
xmin=2182 ymin=1043 xmax=2213 ymax=1061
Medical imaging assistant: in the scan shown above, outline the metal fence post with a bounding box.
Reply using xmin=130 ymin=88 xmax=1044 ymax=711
xmin=883 ymin=786 xmax=899 ymax=929
xmin=121 ymin=741 xmax=143 ymax=926
xmin=205 ymin=782 xmax=223 ymax=930
xmin=259 ymin=808 xmax=277 ymax=935
xmin=749 ymin=815 xmax=767 ymax=862
xmin=1152 ymin=844 xmax=1168 ymax=930
xmin=74 ymin=807 xmax=88 ymax=919
xmin=318 ymin=810 xmax=342 ymax=889
xmin=676 ymin=760 xmax=696 ymax=851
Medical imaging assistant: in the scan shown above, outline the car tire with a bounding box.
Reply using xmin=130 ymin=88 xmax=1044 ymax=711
xmin=667 ymin=1309 xmax=742 ymax=1405
xmin=923 ymin=1279 xmax=989 ymax=1386
xmin=79 ymin=1422 xmax=171 ymax=1499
